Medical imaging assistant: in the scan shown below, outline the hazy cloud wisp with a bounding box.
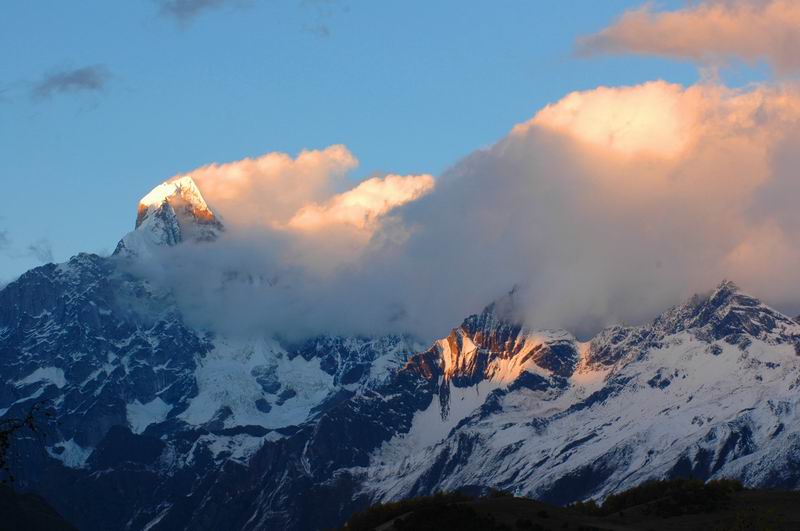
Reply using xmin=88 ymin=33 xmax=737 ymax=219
xmin=156 ymin=0 xmax=246 ymax=22
xmin=32 ymin=65 xmax=110 ymax=100
xmin=27 ymin=240 xmax=54 ymax=263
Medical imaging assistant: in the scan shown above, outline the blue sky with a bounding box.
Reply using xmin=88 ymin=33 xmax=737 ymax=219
xmin=0 ymin=0 xmax=756 ymax=281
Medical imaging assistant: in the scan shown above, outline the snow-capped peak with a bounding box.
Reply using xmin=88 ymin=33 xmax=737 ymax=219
xmin=135 ymin=176 xmax=216 ymax=229
xmin=653 ymin=279 xmax=800 ymax=343
xmin=583 ymin=280 xmax=800 ymax=371
xmin=139 ymin=175 xmax=201 ymax=206
xmin=114 ymin=176 xmax=223 ymax=258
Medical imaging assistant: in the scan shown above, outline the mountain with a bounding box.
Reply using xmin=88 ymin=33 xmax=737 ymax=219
xmin=113 ymin=176 xmax=223 ymax=257
xmin=2 ymin=178 xmax=800 ymax=530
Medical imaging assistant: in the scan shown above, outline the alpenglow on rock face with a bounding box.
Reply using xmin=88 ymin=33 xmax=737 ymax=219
xmin=113 ymin=176 xmax=223 ymax=257
xmin=3 ymin=178 xmax=800 ymax=530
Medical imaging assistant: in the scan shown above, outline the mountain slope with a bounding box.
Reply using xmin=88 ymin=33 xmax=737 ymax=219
xmin=119 ymin=280 xmax=800 ymax=531
xmin=0 ymin=252 xmax=418 ymax=530
xmin=359 ymin=281 xmax=800 ymax=505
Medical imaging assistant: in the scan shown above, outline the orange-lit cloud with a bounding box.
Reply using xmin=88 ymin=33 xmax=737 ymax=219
xmin=187 ymin=145 xmax=358 ymax=227
xmin=142 ymin=80 xmax=800 ymax=341
xmin=277 ymin=172 xmax=434 ymax=275
xmin=160 ymin=146 xmax=434 ymax=274
xmin=376 ymin=80 xmax=800 ymax=337
xmin=287 ymin=173 xmax=434 ymax=232
xmin=519 ymin=79 xmax=800 ymax=164
xmin=522 ymin=81 xmax=698 ymax=158
xmin=578 ymin=0 xmax=800 ymax=74
xmin=177 ymin=146 xmax=433 ymax=237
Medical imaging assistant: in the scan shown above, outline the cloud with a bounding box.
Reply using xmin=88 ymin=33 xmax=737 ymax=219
xmin=156 ymin=0 xmax=345 ymax=34
xmin=280 ymin=172 xmax=434 ymax=273
xmin=286 ymin=173 xmax=434 ymax=232
xmin=156 ymin=0 xmax=248 ymax=22
xmin=129 ymin=80 xmax=800 ymax=342
xmin=0 ymin=230 xmax=9 ymax=251
xmin=385 ymin=80 xmax=800 ymax=337
xmin=31 ymin=65 xmax=110 ymax=101
xmin=520 ymin=81 xmax=700 ymax=157
xmin=577 ymin=1 xmax=800 ymax=74
xmin=188 ymin=145 xmax=359 ymax=229
xmin=146 ymin=146 xmax=433 ymax=275
xmin=125 ymin=147 xmax=433 ymax=338
xmin=27 ymin=240 xmax=54 ymax=263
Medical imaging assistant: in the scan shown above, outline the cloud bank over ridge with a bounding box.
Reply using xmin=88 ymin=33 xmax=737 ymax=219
xmin=126 ymin=78 xmax=800 ymax=341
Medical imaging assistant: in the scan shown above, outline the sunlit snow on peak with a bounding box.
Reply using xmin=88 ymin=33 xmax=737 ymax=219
xmin=139 ymin=175 xmax=206 ymax=209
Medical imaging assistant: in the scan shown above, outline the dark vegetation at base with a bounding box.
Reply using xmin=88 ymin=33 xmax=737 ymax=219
xmin=342 ymin=490 xmax=513 ymax=531
xmin=569 ymin=478 xmax=743 ymax=517
xmin=384 ymin=502 xmax=512 ymax=531
xmin=341 ymin=479 xmax=798 ymax=531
